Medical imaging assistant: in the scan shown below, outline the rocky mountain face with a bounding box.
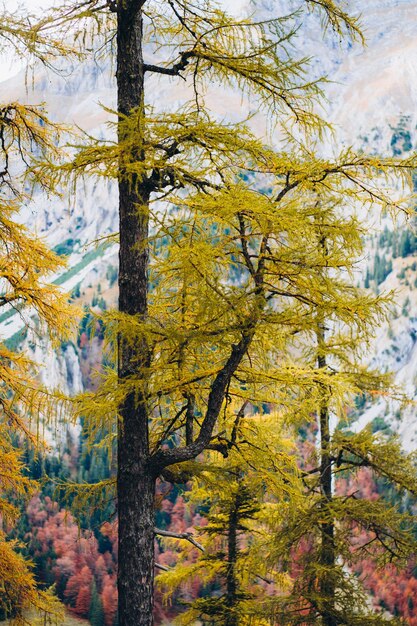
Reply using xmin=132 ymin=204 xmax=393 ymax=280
xmin=3 ymin=0 xmax=417 ymax=446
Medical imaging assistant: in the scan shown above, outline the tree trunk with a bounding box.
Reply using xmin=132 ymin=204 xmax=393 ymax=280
xmin=225 ymin=492 xmax=239 ymax=626
xmin=117 ymin=2 xmax=155 ymax=624
xmin=117 ymin=465 xmax=155 ymax=625
xmin=318 ymin=336 xmax=336 ymax=626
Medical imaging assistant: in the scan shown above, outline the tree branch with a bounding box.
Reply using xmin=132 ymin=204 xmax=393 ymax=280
xmin=150 ymin=330 xmax=254 ymax=473
xmin=154 ymin=528 xmax=205 ymax=552
xmin=185 ymin=391 xmax=195 ymax=446
xmin=144 ymin=50 xmax=194 ymax=77
xmin=237 ymin=213 xmax=255 ymax=277
xmin=154 ymin=562 xmax=170 ymax=571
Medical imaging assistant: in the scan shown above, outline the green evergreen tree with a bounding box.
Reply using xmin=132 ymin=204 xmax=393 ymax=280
xmin=89 ymin=579 xmax=105 ymax=626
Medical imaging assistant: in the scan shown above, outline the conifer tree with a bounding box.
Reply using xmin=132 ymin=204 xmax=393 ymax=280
xmin=157 ymin=412 xmax=299 ymax=626
xmin=0 ymin=9 xmax=75 ymax=624
xmin=174 ymin=473 xmax=262 ymax=626
xmin=266 ymin=202 xmax=417 ymax=625
xmin=89 ymin=579 xmax=105 ymax=626
xmin=36 ymin=1 xmax=417 ymax=624
xmin=158 ymin=194 xmax=417 ymax=626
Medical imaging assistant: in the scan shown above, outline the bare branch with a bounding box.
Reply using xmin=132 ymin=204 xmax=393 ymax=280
xmin=237 ymin=214 xmax=255 ymax=277
xmin=185 ymin=391 xmax=195 ymax=446
xmin=144 ymin=50 xmax=194 ymax=77
xmin=154 ymin=528 xmax=205 ymax=552
xmin=154 ymin=562 xmax=170 ymax=572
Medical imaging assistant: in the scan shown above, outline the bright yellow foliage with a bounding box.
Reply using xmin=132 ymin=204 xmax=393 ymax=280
xmin=0 ymin=8 xmax=76 ymax=624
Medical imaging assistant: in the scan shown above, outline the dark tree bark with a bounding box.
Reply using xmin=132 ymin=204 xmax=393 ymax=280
xmin=225 ymin=490 xmax=239 ymax=626
xmin=317 ymin=326 xmax=337 ymax=626
xmin=115 ymin=3 xmax=263 ymax=622
xmin=117 ymin=2 xmax=155 ymax=625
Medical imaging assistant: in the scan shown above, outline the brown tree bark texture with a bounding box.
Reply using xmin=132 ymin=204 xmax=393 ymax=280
xmin=117 ymin=2 xmax=155 ymax=624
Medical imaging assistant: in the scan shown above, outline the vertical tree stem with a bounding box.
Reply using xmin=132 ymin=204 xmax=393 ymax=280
xmin=225 ymin=488 xmax=239 ymax=626
xmin=117 ymin=2 xmax=155 ymax=624
xmin=317 ymin=319 xmax=336 ymax=626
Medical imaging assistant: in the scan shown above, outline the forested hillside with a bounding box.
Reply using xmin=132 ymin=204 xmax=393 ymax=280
xmin=2 ymin=1 xmax=417 ymax=625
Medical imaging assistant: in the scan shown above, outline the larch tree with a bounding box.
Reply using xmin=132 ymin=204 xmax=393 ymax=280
xmin=265 ymin=200 xmax=417 ymax=625
xmin=157 ymin=411 xmax=300 ymax=626
xmin=0 ymin=213 xmax=67 ymax=624
xmin=0 ymin=7 xmax=90 ymax=623
xmin=32 ymin=1 xmax=417 ymax=625
xmin=0 ymin=8 xmax=77 ymax=624
xmin=157 ymin=191 xmax=417 ymax=626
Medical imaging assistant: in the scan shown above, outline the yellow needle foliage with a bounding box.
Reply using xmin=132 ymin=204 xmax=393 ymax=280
xmin=156 ymin=197 xmax=417 ymax=625
xmin=27 ymin=1 xmax=417 ymax=623
xmin=36 ymin=2 xmax=417 ymax=467
xmin=0 ymin=8 xmax=77 ymax=624
xmin=257 ymin=211 xmax=417 ymax=625
xmin=156 ymin=411 xmax=299 ymax=626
